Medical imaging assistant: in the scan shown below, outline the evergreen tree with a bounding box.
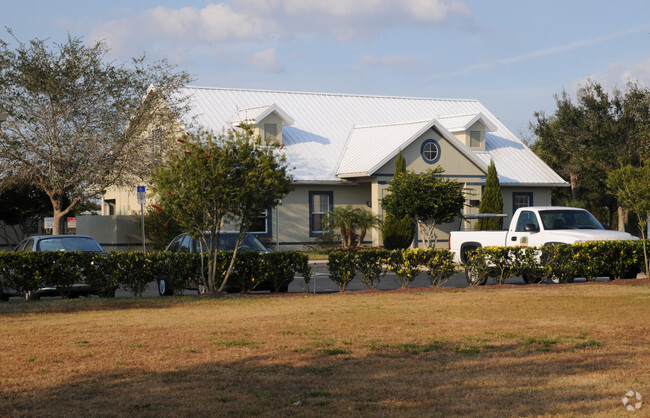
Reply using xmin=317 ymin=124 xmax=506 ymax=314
xmin=382 ymin=150 xmax=414 ymax=249
xmin=476 ymin=161 xmax=504 ymax=230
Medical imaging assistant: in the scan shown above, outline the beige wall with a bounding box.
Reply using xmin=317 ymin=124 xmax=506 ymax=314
xmin=275 ymin=183 xmax=373 ymax=250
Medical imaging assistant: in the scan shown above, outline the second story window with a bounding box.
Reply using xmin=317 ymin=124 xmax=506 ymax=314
xmin=152 ymin=129 xmax=163 ymax=164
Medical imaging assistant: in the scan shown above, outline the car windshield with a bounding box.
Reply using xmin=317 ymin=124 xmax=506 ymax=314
xmin=36 ymin=237 xmax=104 ymax=252
xmin=539 ymin=210 xmax=604 ymax=230
xmin=194 ymin=234 xmax=267 ymax=252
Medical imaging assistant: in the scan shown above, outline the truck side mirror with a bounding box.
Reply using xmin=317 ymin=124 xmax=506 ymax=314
xmin=524 ymin=224 xmax=539 ymax=232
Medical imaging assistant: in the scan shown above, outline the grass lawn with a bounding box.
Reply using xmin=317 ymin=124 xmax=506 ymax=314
xmin=1 ymin=279 xmax=649 ymax=417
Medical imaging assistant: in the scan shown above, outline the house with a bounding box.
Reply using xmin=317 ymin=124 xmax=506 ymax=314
xmin=101 ymin=87 xmax=567 ymax=250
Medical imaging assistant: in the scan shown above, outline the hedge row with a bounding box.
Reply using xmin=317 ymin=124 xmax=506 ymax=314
xmin=328 ymin=248 xmax=456 ymax=290
xmin=0 ymin=251 xmax=312 ymax=298
xmin=464 ymin=240 xmax=646 ymax=285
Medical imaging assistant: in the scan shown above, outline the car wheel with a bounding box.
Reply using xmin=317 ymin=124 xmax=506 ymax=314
xmin=98 ymin=287 xmax=117 ymax=298
xmin=25 ymin=291 xmax=40 ymax=301
xmin=550 ymin=274 xmax=573 ymax=284
xmin=521 ymin=273 xmax=541 ymax=284
xmin=158 ymin=279 xmax=174 ymax=296
xmin=465 ymin=267 xmax=487 ymax=286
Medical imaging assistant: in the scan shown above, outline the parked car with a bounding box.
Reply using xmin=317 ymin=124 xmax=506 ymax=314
xmin=159 ymin=232 xmax=290 ymax=295
xmin=0 ymin=235 xmax=106 ymax=301
xmin=165 ymin=232 xmax=270 ymax=254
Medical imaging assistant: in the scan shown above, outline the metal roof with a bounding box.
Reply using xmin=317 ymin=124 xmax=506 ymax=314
xmin=177 ymin=86 xmax=567 ymax=186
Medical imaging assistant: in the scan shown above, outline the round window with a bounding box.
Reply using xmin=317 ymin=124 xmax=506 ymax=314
xmin=421 ymin=139 xmax=441 ymax=164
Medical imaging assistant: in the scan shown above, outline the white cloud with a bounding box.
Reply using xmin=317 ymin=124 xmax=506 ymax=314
xmin=575 ymin=57 xmax=650 ymax=91
xmin=234 ymin=0 xmax=472 ymax=40
xmin=88 ymin=3 xmax=273 ymax=56
xmin=246 ymin=48 xmax=284 ymax=73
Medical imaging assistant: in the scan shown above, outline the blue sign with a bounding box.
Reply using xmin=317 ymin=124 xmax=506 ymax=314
xmin=137 ymin=185 xmax=145 ymax=193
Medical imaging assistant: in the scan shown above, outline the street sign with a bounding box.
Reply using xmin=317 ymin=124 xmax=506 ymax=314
xmin=67 ymin=217 xmax=77 ymax=229
xmin=137 ymin=185 xmax=146 ymax=204
xmin=44 ymin=217 xmax=53 ymax=230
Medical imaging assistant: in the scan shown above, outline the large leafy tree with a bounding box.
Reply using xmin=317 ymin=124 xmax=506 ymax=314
xmin=381 ymin=166 xmax=465 ymax=248
xmin=607 ymin=163 xmax=650 ymax=275
xmin=530 ymin=80 xmax=650 ymax=230
xmin=150 ymin=126 xmax=291 ymax=293
xmin=0 ymin=31 xmax=192 ymax=234
xmin=476 ymin=160 xmax=503 ymax=230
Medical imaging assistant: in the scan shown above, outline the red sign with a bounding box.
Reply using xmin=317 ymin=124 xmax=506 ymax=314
xmin=67 ymin=217 xmax=77 ymax=229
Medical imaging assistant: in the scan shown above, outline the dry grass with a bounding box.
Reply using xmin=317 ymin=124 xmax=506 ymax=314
xmin=1 ymin=280 xmax=649 ymax=417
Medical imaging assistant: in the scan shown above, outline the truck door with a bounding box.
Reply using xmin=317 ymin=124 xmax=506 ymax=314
xmin=508 ymin=210 xmax=540 ymax=248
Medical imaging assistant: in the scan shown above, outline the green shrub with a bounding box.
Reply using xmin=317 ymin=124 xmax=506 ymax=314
xmin=422 ymin=249 xmax=457 ymax=286
xmin=384 ymin=249 xmax=427 ymax=288
xmin=355 ymin=249 xmax=388 ymax=289
xmin=260 ymin=251 xmax=311 ymax=292
xmin=110 ymin=252 xmax=157 ymax=297
xmin=328 ymin=251 xmax=357 ymax=291
xmin=382 ymin=213 xmax=414 ymax=250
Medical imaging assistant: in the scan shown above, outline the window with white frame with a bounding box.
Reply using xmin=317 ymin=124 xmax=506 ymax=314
xmin=309 ymin=191 xmax=333 ymax=236
xmin=512 ymin=192 xmax=533 ymax=213
xmin=250 ymin=210 xmax=271 ymax=236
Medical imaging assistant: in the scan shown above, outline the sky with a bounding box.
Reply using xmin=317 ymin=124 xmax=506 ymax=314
xmin=3 ymin=0 xmax=650 ymax=137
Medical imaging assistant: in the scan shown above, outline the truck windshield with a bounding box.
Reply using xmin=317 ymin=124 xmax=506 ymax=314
xmin=539 ymin=210 xmax=604 ymax=230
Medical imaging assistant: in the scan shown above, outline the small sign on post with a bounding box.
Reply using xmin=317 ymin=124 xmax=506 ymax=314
xmin=137 ymin=185 xmax=146 ymax=205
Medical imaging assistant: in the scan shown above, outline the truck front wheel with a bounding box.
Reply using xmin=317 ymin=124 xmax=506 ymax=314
xmin=465 ymin=266 xmax=487 ymax=286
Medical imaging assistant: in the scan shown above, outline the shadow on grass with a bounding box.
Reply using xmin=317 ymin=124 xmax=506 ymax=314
xmin=3 ymin=339 xmax=633 ymax=416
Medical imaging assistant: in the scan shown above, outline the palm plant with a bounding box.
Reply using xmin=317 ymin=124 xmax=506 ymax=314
xmin=322 ymin=206 xmax=381 ymax=247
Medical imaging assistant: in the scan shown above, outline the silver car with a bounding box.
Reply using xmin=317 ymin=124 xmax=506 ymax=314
xmin=1 ymin=235 xmax=105 ymax=301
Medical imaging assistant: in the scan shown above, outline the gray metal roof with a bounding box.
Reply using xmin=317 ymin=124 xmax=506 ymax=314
xmin=178 ymin=86 xmax=567 ymax=186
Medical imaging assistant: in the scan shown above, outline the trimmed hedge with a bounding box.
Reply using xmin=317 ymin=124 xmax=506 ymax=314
xmin=463 ymin=240 xmax=645 ymax=285
xmin=327 ymin=248 xmax=458 ymax=291
xmin=0 ymin=250 xmax=311 ymax=298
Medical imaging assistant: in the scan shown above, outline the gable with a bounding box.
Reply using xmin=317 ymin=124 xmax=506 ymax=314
xmin=337 ymin=118 xmax=487 ymax=179
xmin=374 ymin=128 xmax=487 ymax=179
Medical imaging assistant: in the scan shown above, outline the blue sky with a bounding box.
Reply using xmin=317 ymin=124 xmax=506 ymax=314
xmin=3 ymin=0 xmax=650 ymax=136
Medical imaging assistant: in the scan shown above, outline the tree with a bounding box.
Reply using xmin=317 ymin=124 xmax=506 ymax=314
xmin=218 ymin=125 xmax=293 ymax=289
xmin=0 ymin=31 xmax=192 ymax=234
xmin=530 ymin=80 xmax=650 ymax=230
xmin=381 ymin=167 xmax=465 ymax=248
xmin=140 ymin=204 xmax=184 ymax=252
xmin=150 ymin=126 xmax=291 ymax=293
xmin=381 ymin=149 xmax=415 ymax=249
xmin=476 ymin=160 xmax=503 ymax=230
xmin=0 ymin=183 xmax=51 ymax=246
xmin=607 ymin=163 xmax=650 ymax=275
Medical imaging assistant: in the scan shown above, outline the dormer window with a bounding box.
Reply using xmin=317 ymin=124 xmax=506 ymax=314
xmin=437 ymin=113 xmax=497 ymax=152
xmin=230 ymin=104 xmax=294 ymax=146
xmin=470 ymin=130 xmax=481 ymax=148
xmin=264 ymin=123 xmax=278 ymax=143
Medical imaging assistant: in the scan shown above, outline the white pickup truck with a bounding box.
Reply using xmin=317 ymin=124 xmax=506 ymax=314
xmin=449 ymin=206 xmax=638 ymax=264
